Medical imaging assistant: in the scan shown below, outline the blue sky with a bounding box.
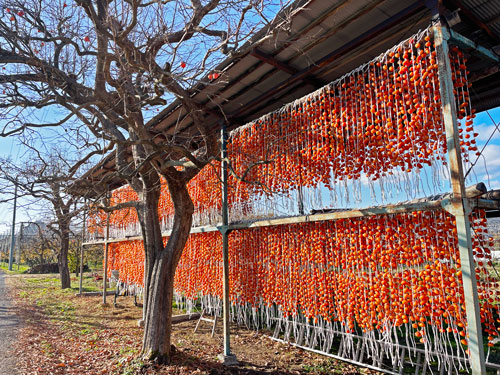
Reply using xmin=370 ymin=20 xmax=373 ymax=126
xmin=465 ymin=107 xmax=500 ymax=190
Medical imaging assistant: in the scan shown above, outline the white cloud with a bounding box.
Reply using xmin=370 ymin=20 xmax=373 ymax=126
xmin=478 ymin=144 xmax=500 ymax=167
xmin=472 ymin=123 xmax=500 ymax=143
xmin=479 ymin=171 xmax=500 ymax=181
xmin=465 ymin=144 xmax=500 ymax=189
xmin=488 ymin=179 xmax=500 ymax=189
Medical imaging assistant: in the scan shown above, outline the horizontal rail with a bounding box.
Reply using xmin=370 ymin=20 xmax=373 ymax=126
xmin=447 ymin=29 xmax=500 ymax=63
xmin=266 ymin=333 xmax=500 ymax=373
xmin=267 ymin=335 xmax=400 ymax=375
xmin=267 ymin=314 xmax=500 ymax=372
xmin=82 ymin=198 xmax=499 ymax=245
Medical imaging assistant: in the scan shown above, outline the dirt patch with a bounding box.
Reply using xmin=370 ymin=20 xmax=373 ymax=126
xmin=9 ymin=275 xmax=379 ymax=375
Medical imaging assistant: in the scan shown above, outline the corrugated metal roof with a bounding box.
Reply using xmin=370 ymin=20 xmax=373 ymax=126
xmin=153 ymin=0 xmax=432 ymax=135
xmin=463 ymin=0 xmax=500 ymax=39
xmin=82 ymin=0 xmax=500 ymax=190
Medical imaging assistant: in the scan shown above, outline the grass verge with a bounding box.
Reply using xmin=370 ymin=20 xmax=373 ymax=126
xmin=0 ymin=262 xmax=30 ymax=274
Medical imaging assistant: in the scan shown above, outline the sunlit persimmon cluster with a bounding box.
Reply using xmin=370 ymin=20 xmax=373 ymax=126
xmin=89 ymin=32 xmax=479 ymax=233
xmin=228 ymin=31 xmax=477 ymax=203
xmin=106 ymin=209 xmax=499 ymax=349
xmin=107 ymin=239 xmax=144 ymax=287
xmin=226 ymin=210 xmax=498 ymax=350
xmin=88 ymin=161 xmax=223 ymax=236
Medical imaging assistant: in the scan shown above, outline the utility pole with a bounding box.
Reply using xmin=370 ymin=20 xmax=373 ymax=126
xmin=8 ymin=178 xmax=18 ymax=271
xmin=0 ymin=233 xmax=4 ymax=265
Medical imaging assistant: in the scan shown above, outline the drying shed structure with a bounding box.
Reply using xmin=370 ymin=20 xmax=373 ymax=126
xmin=80 ymin=1 xmax=500 ymax=374
xmin=83 ymin=0 xmax=500 ymax=190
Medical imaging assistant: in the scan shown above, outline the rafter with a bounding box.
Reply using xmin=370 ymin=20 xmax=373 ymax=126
xmin=250 ymin=48 xmax=324 ymax=88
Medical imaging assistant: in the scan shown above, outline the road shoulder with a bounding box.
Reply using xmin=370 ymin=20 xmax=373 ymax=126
xmin=0 ymin=269 xmax=20 ymax=375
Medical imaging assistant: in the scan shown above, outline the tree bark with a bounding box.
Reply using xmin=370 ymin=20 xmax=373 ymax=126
xmin=141 ymin=179 xmax=194 ymax=364
xmin=58 ymin=226 xmax=71 ymax=289
xmin=137 ymin=181 xmax=162 ymax=323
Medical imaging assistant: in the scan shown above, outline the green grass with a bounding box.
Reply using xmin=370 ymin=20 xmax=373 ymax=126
xmin=1 ymin=266 xmax=111 ymax=296
xmin=121 ymin=358 xmax=145 ymax=375
xmin=18 ymin=274 xmax=113 ymax=301
xmin=14 ymin=274 xmax=116 ymax=332
xmin=0 ymin=262 xmax=30 ymax=274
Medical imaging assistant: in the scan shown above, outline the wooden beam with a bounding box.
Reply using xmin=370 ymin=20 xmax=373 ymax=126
xmin=83 ymin=198 xmax=499 ymax=245
xmin=103 ymin=212 xmax=110 ymax=305
xmin=171 ymin=313 xmax=200 ymax=324
xmin=251 ymin=48 xmax=296 ymax=74
xmin=434 ymin=23 xmax=486 ymax=375
xmin=447 ymin=29 xmax=500 ymax=63
xmin=446 ymin=0 xmax=498 ymax=41
xmin=486 ymin=12 xmax=500 ymax=27
xmin=469 ymin=65 xmax=500 ymax=82
xmin=250 ymin=48 xmax=324 ymax=88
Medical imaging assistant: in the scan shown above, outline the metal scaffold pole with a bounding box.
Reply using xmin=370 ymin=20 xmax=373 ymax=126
xmin=218 ymin=125 xmax=237 ymax=365
xmin=433 ymin=23 xmax=486 ymax=375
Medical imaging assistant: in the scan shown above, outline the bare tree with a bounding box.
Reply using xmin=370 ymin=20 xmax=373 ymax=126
xmin=19 ymin=221 xmax=58 ymax=267
xmin=0 ymin=0 xmax=299 ymax=363
xmin=0 ymin=149 xmax=83 ymax=288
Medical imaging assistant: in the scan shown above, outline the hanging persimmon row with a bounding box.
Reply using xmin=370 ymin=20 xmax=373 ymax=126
xmin=87 ymin=27 xmax=480 ymax=237
xmin=105 ymin=209 xmax=499 ymax=352
xmin=228 ymin=29 xmax=477 ymax=206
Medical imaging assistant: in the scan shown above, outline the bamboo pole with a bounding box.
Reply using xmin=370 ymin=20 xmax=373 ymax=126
xmin=82 ymin=198 xmax=499 ymax=246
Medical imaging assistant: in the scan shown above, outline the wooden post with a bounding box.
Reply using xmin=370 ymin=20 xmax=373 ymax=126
xmin=433 ymin=23 xmax=486 ymax=375
xmin=79 ymin=201 xmax=86 ymax=295
xmin=103 ymin=212 xmax=110 ymax=305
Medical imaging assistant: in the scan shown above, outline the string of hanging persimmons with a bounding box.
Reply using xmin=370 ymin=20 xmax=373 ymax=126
xmin=87 ymin=27 xmax=499 ymax=368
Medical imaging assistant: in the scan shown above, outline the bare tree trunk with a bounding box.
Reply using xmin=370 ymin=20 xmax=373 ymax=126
xmin=59 ymin=228 xmax=71 ymax=289
xmin=137 ymin=182 xmax=162 ymax=323
xmin=141 ymin=180 xmax=194 ymax=363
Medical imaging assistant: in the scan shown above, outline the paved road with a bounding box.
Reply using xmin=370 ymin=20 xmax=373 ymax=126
xmin=0 ymin=269 xmax=19 ymax=374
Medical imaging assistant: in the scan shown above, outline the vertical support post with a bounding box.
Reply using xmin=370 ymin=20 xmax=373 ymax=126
xmin=433 ymin=24 xmax=486 ymax=375
xmin=17 ymin=222 xmax=23 ymax=270
xmin=218 ymin=125 xmax=238 ymax=365
xmin=103 ymin=211 xmax=110 ymax=304
xmin=79 ymin=201 xmax=87 ymax=295
xmin=8 ymin=178 xmax=18 ymax=271
xmin=222 ymin=125 xmax=230 ymax=356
